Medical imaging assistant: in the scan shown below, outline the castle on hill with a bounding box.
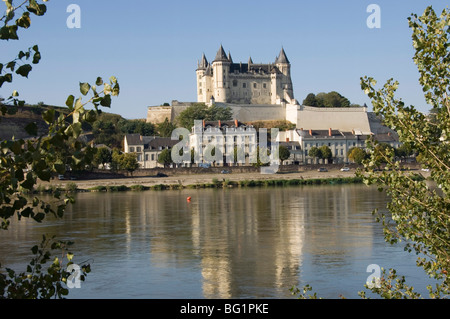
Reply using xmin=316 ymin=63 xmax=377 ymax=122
xmin=146 ymin=45 xmax=396 ymax=139
xmin=196 ymin=45 xmax=295 ymax=106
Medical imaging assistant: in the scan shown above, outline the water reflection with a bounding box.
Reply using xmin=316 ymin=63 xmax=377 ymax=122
xmin=0 ymin=185 xmax=427 ymax=298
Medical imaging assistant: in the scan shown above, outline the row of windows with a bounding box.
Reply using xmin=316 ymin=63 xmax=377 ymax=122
xmin=233 ymin=81 xmax=268 ymax=89
xmin=304 ymin=141 xmax=364 ymax=148
xmin=304 ymin=149 xmax=346 ymax=157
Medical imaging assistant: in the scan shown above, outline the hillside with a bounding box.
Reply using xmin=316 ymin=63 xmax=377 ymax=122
xmin=0 ymin=104 xmax=70 ymax=140
xmin=0 ymin=104 xmax=153 ymax=149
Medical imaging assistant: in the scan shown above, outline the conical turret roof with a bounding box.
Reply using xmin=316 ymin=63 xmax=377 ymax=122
xmin=214 ymin=45 xmax=230 ymax=62
xmin=198 ymin=53 xmax=208 ymax=70
xmin=275 ymin=47 xmax=290 ymax=64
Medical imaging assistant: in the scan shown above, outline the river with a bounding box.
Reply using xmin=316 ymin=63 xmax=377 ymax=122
xmin=0 ymin=184 xmax=434 ymax=299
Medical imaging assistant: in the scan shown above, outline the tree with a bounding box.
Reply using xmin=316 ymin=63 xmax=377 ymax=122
xmin=206 ymin=104 xmax=233 ymax=121
xmin=308 ymin=147 xmax=321 ymax=164
xmin=157 ymin=149 xmax=173 ymax=168
xmin=119 ymin=152 xmax=139 ymax=175
xmin=175 ymin=103 xmax=232 ymax=129
xmin=175 ymin=103 xmax=208 ymax=129
xmin=156 ymin=117 xmax=177 ymax=137
xmin=0 ymin=1 xmax=119 ymax=298
xmin=278 ymin=145 xmax=291 ymax=165
xmin=302 ymin=93 xmax=317 ymax=106
xmin=348 ymin=147 xmax=368 ymax=164
xmin=319 ymin=145 xmax=332 ymax=162
xmin=93 ymin=147 xmax=112 ymax=169
xmin=358 ymin=6 xmax=450 ymax=298
xmin=252 ymin=146 xmax=270 ymax=168
xmin=303 ymin=91 xmax=356 ymax=108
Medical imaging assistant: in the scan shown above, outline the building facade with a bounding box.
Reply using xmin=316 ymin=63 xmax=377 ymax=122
xmin=196 ymin=45 xmax=294 ymax=105
xmin=277 ymin=128 xmax=400 ymax=164
xmin=189 ymin=119 xmax=258 ymax=166
xmin=124 ymin=134 xmax=179 ymax=168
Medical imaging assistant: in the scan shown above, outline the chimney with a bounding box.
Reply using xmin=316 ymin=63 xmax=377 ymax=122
xmin=218 ymin=120 xmax=221 ymax=127
xmin=309 ymin=129 xmax=312 ymax=136
xmin=235 ymin=119 xmax=238 ymax=127
xmin=202 ymin=119 xmax=205 ymax=127
xmin=352 ymin=129 xmax=355 ymax=135
xmin=329 ymin=128 xmax=332 ymax=137
xmin=286 ymin=137 xmax=290 ymax=142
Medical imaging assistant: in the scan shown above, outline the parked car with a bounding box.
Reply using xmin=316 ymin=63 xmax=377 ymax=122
xmin=317 ymin=167 xmax=328 ymax=172
xmin=198 ymin=163 xmax=211 ymax=168
xmin=58 ymin=174 xmax=65 ymax=180
xmin=221 ymin=170 xmax=230 ymax=174
xmin=340 ymin=167 xmax=350 ymax=172
xmin=156 ymin=172 xmax=168 ymax=177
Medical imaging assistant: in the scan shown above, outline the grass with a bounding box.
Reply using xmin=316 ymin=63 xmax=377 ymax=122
xmin=78 ymin=176 xmax=364 ymax=193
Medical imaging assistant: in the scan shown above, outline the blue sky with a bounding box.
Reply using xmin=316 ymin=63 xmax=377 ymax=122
xmin=1 ymin=0 xmax=447 ymax=119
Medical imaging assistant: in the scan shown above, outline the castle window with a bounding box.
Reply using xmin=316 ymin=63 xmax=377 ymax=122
xmin=233 ymin=80 xmax=238 ymax=87
xmin=243 ymin=83 xmax=247 ymax=88
xmin=263 ymin=83 xmax=267 ymax=89
xmin=253 ymin=83 xmax=257 ymax=89
xmin=199 ymin=89 xmax=202 ymax=94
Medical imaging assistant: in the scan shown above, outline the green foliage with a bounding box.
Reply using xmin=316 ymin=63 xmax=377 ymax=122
xmin=318 ymin=145 xmax=332 ymax=160
xmin=358 ymin=6 xmax=450 ymax=298
xmin=302 ymin=91 xmax=359 ymax=108
xmin=0 ymin=1 xmax=118 ymax=299
xmin=348 ymin=147 xmax=368 ymax=164
xmin=112 ymin=151 xmax=139 ymax=174
xmin=308 ymin=146 xmax=321 ymax=162
xmin=156 ymin=117 xmax=177 ymax=137
xmin=157 ymin=148 xmax=173 ymax=168
xmin=93 ymin=147 xmax=112 ymax=169
xmin=175 ymin=103 xmax=232 ymax=129
xmin=278 ymin=145 xmax=291 ymax=164
xmin=251 ymin=145 xmax=270 ymax=168
xmin=0 ymin=235 xmax=90 ymax=299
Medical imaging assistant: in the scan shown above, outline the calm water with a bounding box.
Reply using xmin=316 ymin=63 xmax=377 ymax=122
xmin=0 ymin=184 xmax=434 ymax=299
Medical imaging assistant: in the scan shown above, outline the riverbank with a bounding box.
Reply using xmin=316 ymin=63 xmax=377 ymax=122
xmin=38 ymin=166 xmax=427 ymax=193
xmin=40 ymin=168 xmax=364 ymax=192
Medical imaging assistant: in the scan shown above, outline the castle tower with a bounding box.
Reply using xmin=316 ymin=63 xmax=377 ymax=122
xmin=196 ymin=53 xmax=209 ymax=103
xmin=212 ymin=45 xmax=231 ymax=103
xmin=274 ymin=47 xmax=294 ymax=103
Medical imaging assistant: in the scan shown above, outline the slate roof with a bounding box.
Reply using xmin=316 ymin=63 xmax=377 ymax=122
xmin=275 ymin=47 xmax=290 ymax=64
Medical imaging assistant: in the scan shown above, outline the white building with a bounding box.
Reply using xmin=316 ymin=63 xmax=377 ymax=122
xmin=123 ymin=134 xmax=179 ymax=168
xmin=277 ymin=128 xmax=400 ymax=164
xmin=189 ymin=119 xmax=258 ymax=167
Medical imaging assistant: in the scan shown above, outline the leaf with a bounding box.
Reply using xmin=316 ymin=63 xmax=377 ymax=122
xmin=79 ymin=82 xmax=90 ymax=96
xmin=27 ymin=0 xmax=47 ymax=16
xmin=31 ymin=245 xmax=39 ymax=254
xmin=16 ymin=12 xmax=31 ymax=29
xmin=0 ymin=73 xmax=13 ymax=87
xmin=16 ymin=64 xmax=33 ymax=78
xmin=42 ymin=109 xmax=55 ymax=124
xmin=65 ymin=95 xmax=75 ymax=108
xmin=24 ymin=122 xmax=38 ymax=136
xmin=100 ymin=94 xmax=111 ymax=107
xmin=32 ymin=51 xmax=41 ymax=64
xmin=95 ymin=77 xmax=103 ymax=86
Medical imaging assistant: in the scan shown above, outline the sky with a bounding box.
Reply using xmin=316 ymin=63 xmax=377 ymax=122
xmin=1 ymin=0 xmax=448 ymax=119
